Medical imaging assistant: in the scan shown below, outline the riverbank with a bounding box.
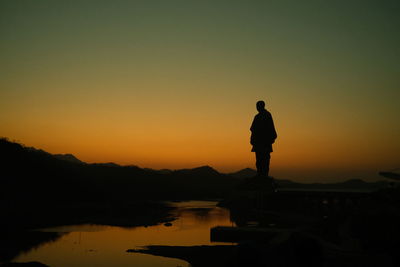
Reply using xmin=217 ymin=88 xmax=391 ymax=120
xmin=5 ymin=200 xmax=233 ymax=267
xmin=0 ymin=200 xmax=175 ymax=265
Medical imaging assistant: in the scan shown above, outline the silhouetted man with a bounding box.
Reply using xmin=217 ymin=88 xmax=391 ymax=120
xmin=250 ymin=100 xmax=277 ymax=177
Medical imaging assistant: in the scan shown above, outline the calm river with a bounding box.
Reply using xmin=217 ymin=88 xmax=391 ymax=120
xmin=14 ymin=201 xmax=235 ymax=267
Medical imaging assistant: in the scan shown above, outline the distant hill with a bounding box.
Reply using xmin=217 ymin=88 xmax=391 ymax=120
xmin=91 ymin=162 xmax=121 ymax=168
xmin=174 ymin=166 xmax=221 ymax=177
xmin=143 ymin=168 xmax=173 ymax=174
xmin=0 ymin=138 xmax=240 ymax=203
xmin=53 ymin=153 xmax=85 ymax=164
xmin=0 ymin=137 xmax=389 ymax=204
xmin=229 ymin=168 xmax=257 ymax=178
xmin=228 ymin=168 xmax=388 ymax=191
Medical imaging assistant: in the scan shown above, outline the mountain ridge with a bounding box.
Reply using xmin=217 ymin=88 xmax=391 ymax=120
xmin=0 ymin=137 xmax=388 ymax=194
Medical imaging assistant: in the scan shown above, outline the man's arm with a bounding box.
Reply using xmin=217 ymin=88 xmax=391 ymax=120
xmin=270 ymin=115 xmax=277 ymax=143
xmin=250 ymin=116 xmax=256 ymax=145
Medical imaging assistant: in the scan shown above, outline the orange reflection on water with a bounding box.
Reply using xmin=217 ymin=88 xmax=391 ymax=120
xmin=15 ymin=201 xmax=234 ymax=267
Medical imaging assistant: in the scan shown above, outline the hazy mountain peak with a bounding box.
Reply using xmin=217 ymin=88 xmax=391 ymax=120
xmin=192 ymin=165 xmax=217 ymax=172
xmin=229 ymin=168 xmax=257 ymax=178
xmin=53 ymin=153 xmax=84 ymax=164
xmin=175 ymin=165 xmax=221 ymax=176
xmin=92 ymin=162 xmax=121 ymax=167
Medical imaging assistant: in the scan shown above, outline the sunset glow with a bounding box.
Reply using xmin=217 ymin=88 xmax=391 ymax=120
xmin=1 ymin=1 xmax=399 ymax=182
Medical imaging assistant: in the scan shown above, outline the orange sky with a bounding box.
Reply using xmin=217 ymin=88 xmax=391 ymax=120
xmin=1 ymin=1 xmax=399 ymax=182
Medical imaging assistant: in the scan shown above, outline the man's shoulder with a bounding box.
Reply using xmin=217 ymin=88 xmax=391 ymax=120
xmin=259 ymin=110 xmax=272 ymax=118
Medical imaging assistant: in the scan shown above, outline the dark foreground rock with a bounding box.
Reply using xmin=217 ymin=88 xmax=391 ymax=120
xmin=128 ymin=245 xmax=236 ymax=267
xmin=128 ymin=229 xmax=395 ymax=267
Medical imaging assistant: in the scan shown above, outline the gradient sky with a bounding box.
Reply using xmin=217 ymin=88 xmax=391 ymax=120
xmin=1 ymin=0 xmax=399 ymax=182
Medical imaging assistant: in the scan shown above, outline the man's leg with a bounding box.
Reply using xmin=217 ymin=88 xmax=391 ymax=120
xmin=265 ymin=153 xmax=271 ymax=177
xmin=255 ymin=151 xmax=268 ymax=177
xmin=255 ymin=151 xmax=263 ymax=176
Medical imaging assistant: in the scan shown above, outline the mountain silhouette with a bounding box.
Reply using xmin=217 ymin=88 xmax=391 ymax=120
xmin=0 ymin=137 xmax=388 ymax=205
xmin=53 ymin=153 xmax=85 ymax=164
xmin=0 ymin=138 xmax=241 ymax=203
xmin=174 ymin=166 xmax=221 ymax=177
xmin=228 ymin=168 xmax=257 ymax=178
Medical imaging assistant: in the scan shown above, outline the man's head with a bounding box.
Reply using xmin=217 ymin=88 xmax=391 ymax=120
xmin=256 ymin=100 xmax=265 ymax=112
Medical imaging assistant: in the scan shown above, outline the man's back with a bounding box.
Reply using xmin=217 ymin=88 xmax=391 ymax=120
xmin=250 ymin=109 xmax=277 ymax=152
xmin=250 ymin=100 xmax=277 ymax=177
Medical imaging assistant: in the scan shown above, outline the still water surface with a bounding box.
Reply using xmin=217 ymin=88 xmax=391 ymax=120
xmin=15 ymin=201 xmax=234 ymax=267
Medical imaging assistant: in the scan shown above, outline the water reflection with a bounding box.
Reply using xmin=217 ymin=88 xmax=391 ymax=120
xmin=14 ymin=201 xmax=233 ymax=267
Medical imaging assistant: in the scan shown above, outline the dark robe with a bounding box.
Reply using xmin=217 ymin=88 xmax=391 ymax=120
xmin=250 ymin=109 xmax=277 ymax=152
